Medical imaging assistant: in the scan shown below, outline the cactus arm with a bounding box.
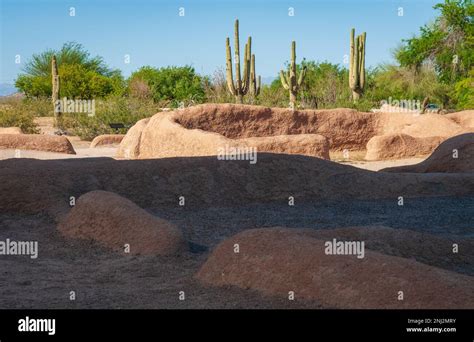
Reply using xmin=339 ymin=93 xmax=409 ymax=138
xmin=349 ymin=28 xmax=357 ymax=90
xmin=358 ymin=32 xmax=366 ymax=90
xmin=280 ymin=70 xmax=290 ymax=90
xmin=225 ymin=37 xmax=236 ymax=95
xmin=234 ymin=19 xmax=242 ymax=94
xmin=250 ymin=54 xmax=256 ymax=94
xmin=256 ymin=75 xmax=261 ymax=96
xmin=242 ymin=37 xmax=251 ymax=94
xmin=297 ymin=66 xmax=307 ymax=88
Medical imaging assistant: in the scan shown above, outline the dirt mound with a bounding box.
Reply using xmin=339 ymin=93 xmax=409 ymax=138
xmin=382 ymin=133 xmax=474 ymax=173
xmin=196 ymin=228 xmax=474 ymax=308
xmin=119 ymin=104 xmax=472 ymax=160
xmin=446 ymin=110 xmax=474 ymax=128
xmin=307 ymin=226 xmax=474 ymax=273
xmin=90 ymin=134 xmax=125 ymax=148
xmin=1 ymin=155 xmax=473 ymax=220
xmin=116 ymin=118 xmax=150 ymax=159
xmin=120 ymin=107 xmax=331 ymax=159
xmin=379 ymin=112 xmax=468 ymax=138
xmin=58 ymin=190 xmax=187 ymax=255
xmin=0 ymin=134 xmax=75 ymax=154
xmin=174 ymin=104 xmax=377 ymax=151
xmin=0 ymin=127 xmax=22 ymax=134
xmin=365 ymin=134 xmax=444 ymax=160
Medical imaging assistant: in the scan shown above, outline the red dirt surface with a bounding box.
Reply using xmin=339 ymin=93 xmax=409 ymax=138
xmin=381 ymin=133 xmax=474 ymax=173
xmin=90 ymin=134 xmax=125 ymax=148
xmin=196 ymin=228 xmax=474 ymax=309
xmin=58 ymin=190 xmax=187 ymax=255
xmin=119 ymin=104 xmax=473 ymax=160
xmin=365 ymin=134 xmax=445 ymax=160
xmin=0 ymin=134 xmax=75 ymax=154
xmin=0 ymin=127 xmax=22 ymax=134
xmin=1 ymin=155 xmax=473 ymax=220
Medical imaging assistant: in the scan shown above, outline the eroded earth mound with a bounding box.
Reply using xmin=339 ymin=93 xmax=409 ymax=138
xmin=0 ymin=127 xmax=22 ymax=134
xmin=196 ymin=228 xmax=474 ymax=309
xmin=0 ymin=134 xmax=75 ymax=154
xmin=90 ymin=134 xmax=125 ymax=148
xmin=58 ymin=190 xmax=187 ymax=255
xmin=382 ymin=133 xmax=474 ymax=173
xmin=118 ymin=104 xmax=473 ymax=160
xmin=365 ymin=134 xmax=445 ymax=160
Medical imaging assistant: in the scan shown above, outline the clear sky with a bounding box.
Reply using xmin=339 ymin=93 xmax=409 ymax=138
xmin=1 ymin=0 xmax=440 ymax=84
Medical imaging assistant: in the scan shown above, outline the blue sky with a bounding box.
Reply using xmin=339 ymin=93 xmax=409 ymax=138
xmin=1 ymin=0 xmax=441 ymax=84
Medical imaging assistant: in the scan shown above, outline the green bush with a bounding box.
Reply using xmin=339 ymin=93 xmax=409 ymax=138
xmin=452 ymin=69 xmax=474 ymax=109
xmin=128 ymin=66 xmax=206 ymax=107
xmin=62 ymin=97 xmax=161 ymax=140
xmin=0 ymin=98 xmax=39 ymax=133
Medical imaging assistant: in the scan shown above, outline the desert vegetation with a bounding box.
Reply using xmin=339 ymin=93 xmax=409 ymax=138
xmin=1 ymin=0 xmax=471 ymax=140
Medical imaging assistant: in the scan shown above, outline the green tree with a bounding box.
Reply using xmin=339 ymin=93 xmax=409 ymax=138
xmin=396 ymin=0 xmax=474 ymax=83
xmin=15 ymin=42 xmax=125 ymax=98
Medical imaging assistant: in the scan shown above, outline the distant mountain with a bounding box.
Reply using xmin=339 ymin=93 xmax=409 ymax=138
xmin=0 ymin=83 xmax=18 ymax=96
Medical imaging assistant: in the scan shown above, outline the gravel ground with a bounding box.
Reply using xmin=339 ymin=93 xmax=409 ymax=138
xmin=0 ymin=195 xmax=472 ymax=309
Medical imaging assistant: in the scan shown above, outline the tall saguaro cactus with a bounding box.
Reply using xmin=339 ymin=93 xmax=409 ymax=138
xmin=280 ymin=41 xmax=306 ymax=109
xmin=226 ymin=19 xmax=260 ymax=103
xmin=51 ymin=55 xmax=61 ymax=127
xmin=349 ymin=28 xmax=366 ymax=102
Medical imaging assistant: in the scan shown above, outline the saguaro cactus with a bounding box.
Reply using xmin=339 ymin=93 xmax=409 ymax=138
xmin=51 ymin=55 xmax=61 ymax=126
xmin=250 ymin=54 xmax=261 ymax=97
xmin=280 ymin=41 xmax=306 ymax=109
xmin=349 ymin=28 xmax=366 ymax=102
xmin=226 ymin=19 xmax=260 ymax=103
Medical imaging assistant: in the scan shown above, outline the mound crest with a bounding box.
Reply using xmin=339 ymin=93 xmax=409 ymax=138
xmin=58 ymin=190 xmax=187 ymax=255
xmin=196 ymin=228 xmax=474 ymax=309
xmin=0 ymin=134 xmax=75 ymax=154
xmin=0 ymin=127 xmax=22 ymax=134
xmin=90 ymin=134 xmax=125 ymax=148
xmin=382 ymin=133 xmax=474 ymax=173
xmin=365 ymin=134 xmax=444 ymax=160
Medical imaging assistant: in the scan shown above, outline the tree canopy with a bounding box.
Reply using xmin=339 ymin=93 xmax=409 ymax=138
xmin=396 ymin=0 xmax=474 ymax=83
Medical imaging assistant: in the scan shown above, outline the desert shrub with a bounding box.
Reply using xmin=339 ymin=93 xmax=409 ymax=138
xmin=452 ymin=68 xmax=474 ymax=109
xmin=0 ymin=98 xmax=39 ymax=133
xmin=368 ymin=65 xmax=452 ymax=108
xmin=62 ymin=97 xmax=160 ymax=140
xmin=128 ymin=66 xmax=206 ymax=107
xmin=255 ymin=61 xmax=378 ymax=111
xmin=203 ymin=68 xmax=235 ymax=104
xmin=256 ymin=82 xmax=288 ymax=108
xmin=58 ymin=63 xmax=116 ymax=99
